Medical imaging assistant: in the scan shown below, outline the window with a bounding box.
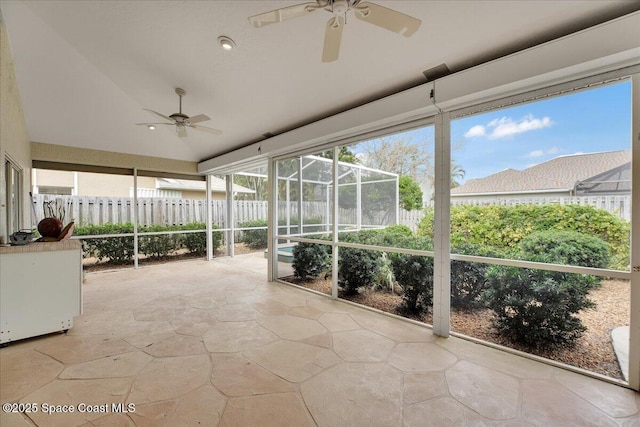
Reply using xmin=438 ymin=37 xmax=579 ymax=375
xmin=5 ymin=158 xmax=23 ymax=235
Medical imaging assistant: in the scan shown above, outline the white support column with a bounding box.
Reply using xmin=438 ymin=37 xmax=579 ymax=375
xmin=286 ymin=179 xmax=291 ymax=236
xmin=73 ymin=171 xmax=79 ymax=196
xmin=206 ymin=174 xmax=213 ymax=261
xmin=628 ymin=73 xmax=640 ymax=390
xmin=325 ymin=185 xmax=331 ymax=233
xmin=432 ymin=112 xmax=451 ymax=337
xmin=133 ymin=168 xmax=139 ymax=269
xmin=297 ymin=157 xmax=303 ymax=235
xmin=332 ymin=146 xmax=339 ymax=299
xmin=356 ymin=168 xmax=362 ymax=231
xmin=268 ymin=159 xmax=278 ymax=282
xmin=226 ymin=174 xmax=234 ymax=257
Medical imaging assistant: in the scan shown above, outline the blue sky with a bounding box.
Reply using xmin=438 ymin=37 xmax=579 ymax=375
xmin=450 ymin=80 xmax=632 ymax=182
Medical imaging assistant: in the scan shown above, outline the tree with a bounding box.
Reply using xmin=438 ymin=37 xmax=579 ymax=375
xmin=398 ymin=175 xmax=423 ymax=210
xmin=318 ymin=146 xmax=359 ymax=164
xmin=450 ymin=162 xmax=466 ymax=188
xmin=233 ymin=175 xmax=268 ymax=200
xmin=359 ymin=136 xmax=433 ymax=182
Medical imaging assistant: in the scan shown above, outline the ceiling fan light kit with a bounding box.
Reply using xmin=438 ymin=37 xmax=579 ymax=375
xmin=248 ymin=0 xmax=421 ymax=62
xmin=136 ymin=88 xmax=222 ymax=138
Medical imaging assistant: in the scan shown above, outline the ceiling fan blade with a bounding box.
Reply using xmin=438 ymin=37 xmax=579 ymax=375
xmin=353 ymin=2 xmax=421 ymax=37
xmin=143 ymin=108 xmax=175 ymax=123
xmin=322 ymin=16 xmax=344 ymax=63
xmin=136 ymin=122 xmax=174 ymax=126
xmin=249 ymin=2 xmax=323 ymax=27
xmin=191 ymin=124 xmax=223 ymax=135
xmin=187 ymin=114 xmax=210 ymax=125
xmin=177 ymin=125 xmax=187 ymax=138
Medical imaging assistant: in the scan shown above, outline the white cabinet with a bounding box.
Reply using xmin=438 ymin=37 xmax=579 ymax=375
xmin=0 ymin=240 xmax=82 ymax=344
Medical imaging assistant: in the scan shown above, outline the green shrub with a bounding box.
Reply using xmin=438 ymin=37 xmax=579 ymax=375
xmin=417 ymin=204 xmax=629 ymax=269
xmin=384 ymin=224 xmax=413 ymax=237
xmin=338 ymin=247 xmax=387 ymax=295
xmin=450 ymin=243 xmax=504 ymax=310
xmin=293 ymin=241 xmax=331 ymax=280
xmin=483 ymin=231 xmax=603 ymax=348
xmin=389 ymin=236 xmax=434 ymax=315
xmin=75 ymin=223 xmax=135 ymax=264
xmin=519 ymin=230 xmax=609 ymax=269
xmin=179 ymin=222 xmax=222 ymax=255
xmin=483 ymin=266 xmax=598 ymax=348
xmin=239 ymin=219 xmax=268 ymax=249
xmin=139 ymin=224 xmax=180 ymax=258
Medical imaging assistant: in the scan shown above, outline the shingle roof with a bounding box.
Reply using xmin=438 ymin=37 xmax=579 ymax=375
xmin=156 ymin=177 xmax=254 ymax=194
xmin=451 ymin=150 xmax=631 ymax=195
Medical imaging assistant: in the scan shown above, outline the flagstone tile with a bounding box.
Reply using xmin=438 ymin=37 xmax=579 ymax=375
xmin=60 ymin=351 xmax=152 ymax=379
xmin=403 ymin=396 xmax=491 ymax=427
xmin=212 ymin=303 xmax=262 ymax=321
xmin=164 ymin=385 xmax=226 ymax=426
xmin=20 ymin=378 xmax=131 ymax=426
xmin=257 ymin=315 xmax=327 ymax=340
xmin=521 ymin=379 xmax=618 ymax=426
xmin=288 ymin=305 xmax=324 ymax=319
xmin=127 ymin=354 xmax=210 ymax=404
xmin=554 ymin=369 xmax=638 ymax=418
xmin=332 ymin=329 xmax=395 ymax=362
xmin=142 ymin=334 xmax=207 ymax=357
xmin=127 ymin=401 xmax=178 ymax=427
xmin=301 ymin=363 xmax=403 ymax=427
xmin=403 ymin=371 xmax=449 ymax=404
xmin=244 ymin=340 xmax=340 ymax=382
xmin=203 ymin=321 xmax=278 ymax=353
xmin=318 ymin=313 xmax=361 ymax=332
xmin=446 ymin=360 xmax=520 ymax=420
xmin=350 ymin=311 xmax=433 ymax=342
xmin=219 ymin=393 xmax=314 ymax=427
xmin=0 ymin=349 xmax=62 ymax=402
xmin=36 ymin=335 xmax=135 ymax=364
xmin=170 ymin=308 xmax=218 ymax=336
xmin=389 ymin=342 xmax=457 ymax=372
xmin=210 ymin=353 xmax=295 ymax=396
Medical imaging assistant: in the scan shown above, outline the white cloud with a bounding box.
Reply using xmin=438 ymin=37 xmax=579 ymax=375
xmin=526 ymin=150 xmax=545 ymax=158
xmin=487 ymin=114 xmax=552 ymax=139
xmin=464 ymin=125 xmax=486 ymax=138
xmin=525 ymin=146 xmax=562 ymax=158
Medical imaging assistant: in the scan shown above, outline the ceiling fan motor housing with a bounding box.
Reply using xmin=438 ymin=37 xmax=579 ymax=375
xmin=169 ymin=113 xmax=189 ymax=123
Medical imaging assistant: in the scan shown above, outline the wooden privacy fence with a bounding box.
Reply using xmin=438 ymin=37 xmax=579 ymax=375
xmin=34 ymin=194 xmax=630 ymax=230
xmin=33 ymin=195 xmax=328 ymax=227
xmin=399 ymin=195 xmax=631 ymax=232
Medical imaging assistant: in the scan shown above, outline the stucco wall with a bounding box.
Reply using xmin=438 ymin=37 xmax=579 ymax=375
xmin=0 ymin=18 xmax=31 ymax=243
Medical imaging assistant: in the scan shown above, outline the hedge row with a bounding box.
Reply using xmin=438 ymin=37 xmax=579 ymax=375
xmin=417 ymin=204 xmax=629 ymax=270
xmin=75 ymin=222 xmax=221 ymax=264
xmin=292 ymin=225 xmax=609 ymax=348
xmin=239 ymin=217 xmax=324 ymax=249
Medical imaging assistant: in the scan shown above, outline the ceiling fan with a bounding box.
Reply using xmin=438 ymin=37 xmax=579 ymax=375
xmin=249 ymin=0 xmax=421 ymax=62
xmin=136 ymin=88 xmax=222 ymax=138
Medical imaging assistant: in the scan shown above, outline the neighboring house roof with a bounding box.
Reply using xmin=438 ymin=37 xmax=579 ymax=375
xmin=156 ymin=177 xmax=254 ymax=194
xmin=451 ymin=150 xmax=631 ymax=196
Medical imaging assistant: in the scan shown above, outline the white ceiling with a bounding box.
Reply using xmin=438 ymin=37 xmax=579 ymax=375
xmin=1 ymin=1 xmax=638 ymax=164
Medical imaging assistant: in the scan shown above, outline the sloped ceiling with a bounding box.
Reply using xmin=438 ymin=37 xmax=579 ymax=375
xmin=1 ymin=1 xmax=638 ymax=163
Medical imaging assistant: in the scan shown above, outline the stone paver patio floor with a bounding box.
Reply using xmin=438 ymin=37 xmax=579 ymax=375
xmin=1 ymin=253 xmax=638 ymax=426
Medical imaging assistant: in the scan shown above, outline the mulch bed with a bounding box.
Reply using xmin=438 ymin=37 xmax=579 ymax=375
xmin=282 ymin=275 xmax=629 ymax=380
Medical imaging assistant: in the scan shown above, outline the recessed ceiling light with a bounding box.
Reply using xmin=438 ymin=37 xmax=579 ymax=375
xmin=218 ymin=36 xmax=236 ymax=51
xmin=148 ymin=125 xmax=156 ymax=130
